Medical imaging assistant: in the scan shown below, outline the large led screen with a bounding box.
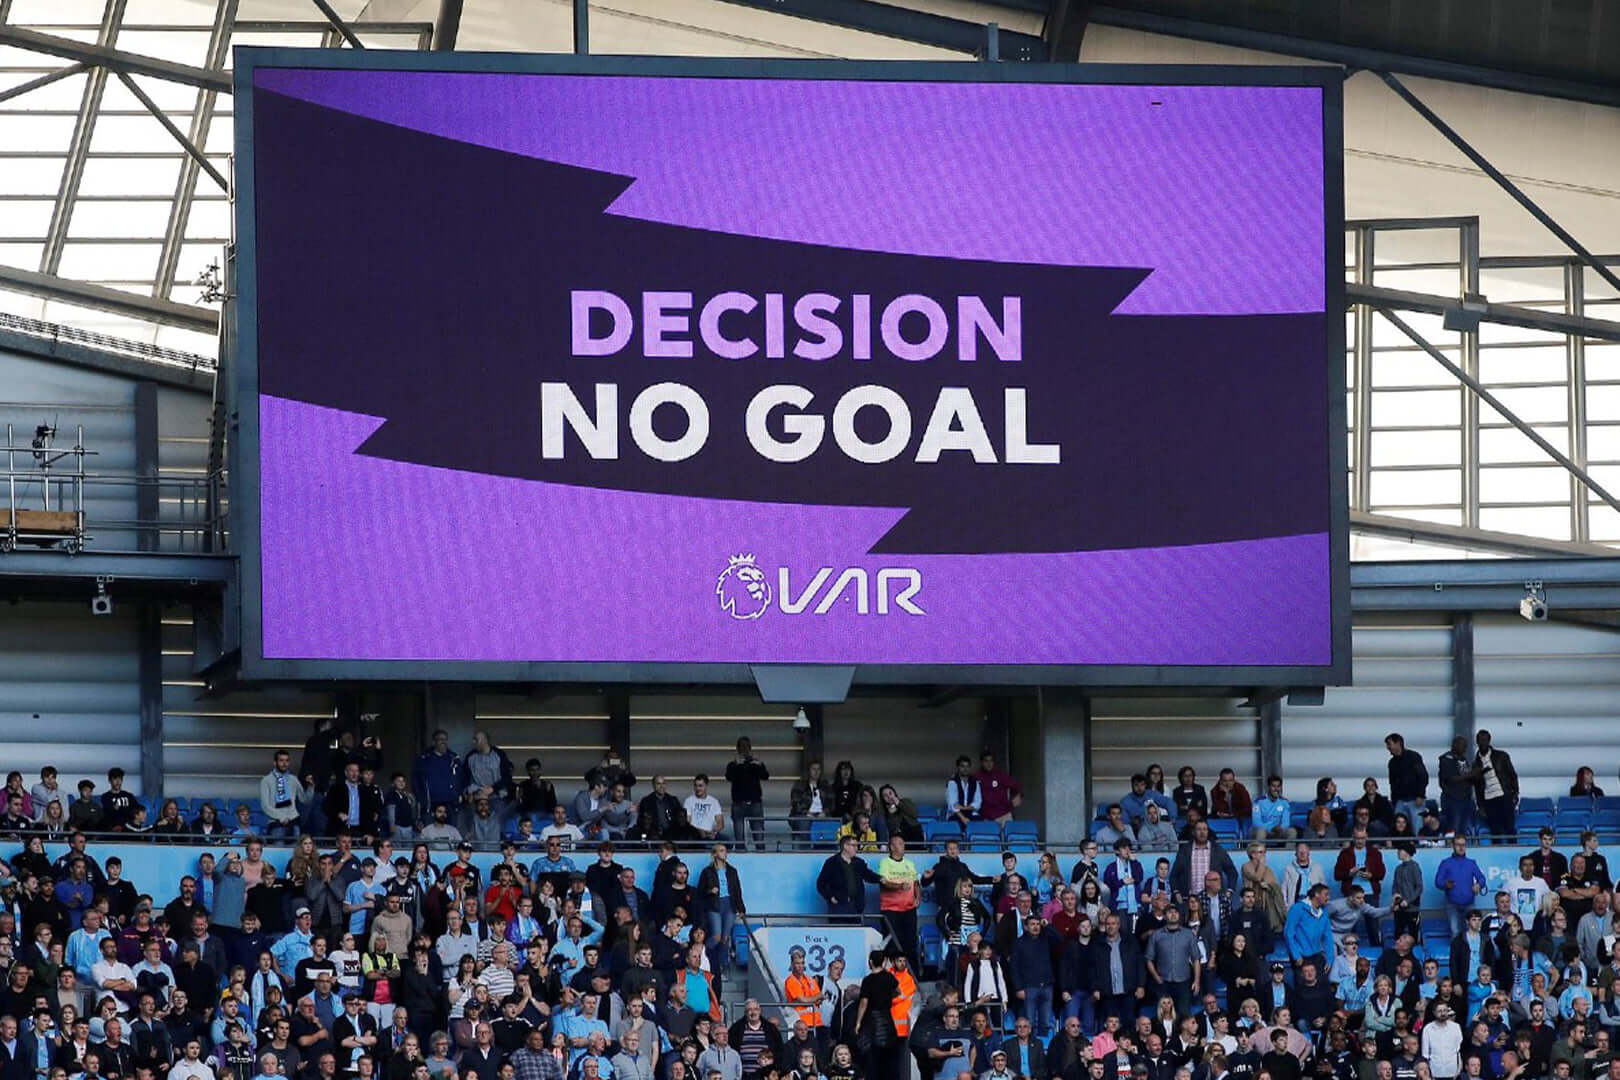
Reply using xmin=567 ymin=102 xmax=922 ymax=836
xmin=235 ymin=53 xmax=1347 ymax=683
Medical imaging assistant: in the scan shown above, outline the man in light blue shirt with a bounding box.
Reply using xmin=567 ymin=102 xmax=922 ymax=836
xmin=531 ymin=837 xmax=578 ymax=878
xmin=271 ymin=907 xmax=315 ymax=975
xmin=344 ymin=859 xmax=387 ymax=938
xmin=1120 ymin=775 xmax=1174 ymax=830
xmin=554 ymin=994 xmax=610 ymax=1066
xmin=1252 ymin=777 xmax=1298 ymax=842
xmin=553 ymin=914 xmax=605 ymax=980
xmin=67 ymin=909 xmax=111 ymax=984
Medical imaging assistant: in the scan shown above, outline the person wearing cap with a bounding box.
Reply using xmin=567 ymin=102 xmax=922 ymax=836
xmin=272 ymin=906 xmax=316 ymax=976
xmin=979 ymin=1048 xmax=1017 ymax=1080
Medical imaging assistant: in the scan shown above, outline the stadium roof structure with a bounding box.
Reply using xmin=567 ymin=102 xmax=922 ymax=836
xmin=0 ymin=0 xmax=1618 ymax=561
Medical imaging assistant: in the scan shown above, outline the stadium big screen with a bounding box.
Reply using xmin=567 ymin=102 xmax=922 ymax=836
xmin=234 ymin=52 xmax=1347 ymax=684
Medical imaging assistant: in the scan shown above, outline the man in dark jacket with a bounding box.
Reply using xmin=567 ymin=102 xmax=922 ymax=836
xmin=922 ymin=840 xmax=995 ymax=909
xmin=1385 ymin=734 xmax=1430 ymax=828
xmin=1010 ymin=915 xmax=1060 ymax=1038
xmin=1088 ymin=912 xmax=1146 ymax=1022
xmin=1473 ymin=730 xmax=1520 ymax=840
xmin=323 ymin=763 xmax=383 ymax=839
xmin=636 ymin=778 xmax=683 ymax=842
xmin=1169 ymin=822 xmax=1237 ymax=898
xmin=816 ymin=835 xmax=881 ymax=916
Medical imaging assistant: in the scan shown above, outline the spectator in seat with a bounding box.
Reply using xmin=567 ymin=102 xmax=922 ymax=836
xmin=515 ymin=758 xmax=559 ymax=824
xmin=818 ymin=835 xmax=881 ymax=917
xmin=637 ymin=777 xmax=683 ymax=843
xmin=1170 ymin=822 xmax=1236 ymax=898
xmin=1472 ymin=731 xmax=1519 ymax=840
xmin=1526 ymin=829 xmax=1569 ymax=888
xmin=1136 ymin=804 xmax=1176 ymax=855
xmin=418 ymin=804 xmax=463 ymax=849
xmin=1251 ymin=779 xmax=1297 ymax=844
xmin=538 ymin=805 xmax=583 ymax=850
xmin=600 ymin=783 xmax=637 ymax=842
xmin=1094 ymin=807 xmax=1135 ymax=851
xmin=1334 ymin=827 xmax=1387 ymax=902
xmin=684 ymin=778 xmax=725 ymax=842
xmin=69 ymin=779 xmax=102 ymax=833
xmin=877 ymin=787 xmax=924 ymax=846
xmin=261 ymin=750 xmax=302 ymax=838
xmin=569 ymin=778 xmax=611 ymax=843
xmin=789 ymin=762 xmax=830 ymax=839
xmin=1123 ymin=775 xmax=1175 ymax=833
xmin=1172 ymin=769 xmax=1209 ymax=820
xmin=584 ymin=749 xmax=636 ymax=795
xmin=30 ymin=767 xmax=65 ymax=824
xmin=1385 ymin=735 xmax=1430 ymax=830
xmin=1570 ymin=768 xmax=1605 ymax=800
xmin=724 ymin=739 xmax=770 ymax=853
xmin=1211 ymin=771 xmax=1253 ymax=830
xmin=1353 ymin=779 xmax=1394 ymax=833
xmin=944 ymin=758 xmax=982 ymax=828
xmin=826 ymin=762 xmax=862 ymax=822
xmin=975 ymin=752 xmax=1022 ymax=826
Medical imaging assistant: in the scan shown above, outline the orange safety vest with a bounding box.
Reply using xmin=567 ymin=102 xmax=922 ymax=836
xmin=890 ymin=968 xmax=917 ymax=1036
xmin=784 ymin=972 xmax=823 ymax=1027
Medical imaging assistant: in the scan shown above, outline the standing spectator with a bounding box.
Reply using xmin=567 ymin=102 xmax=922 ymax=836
xmin=876 ymin=836 xmax=922 ymax=966
xmin=1145 ymin=907 xmax=1200 ymax=1014
xmin=1009 ymin=915 xmax=1059 ymax=1037
xmin=515 ymin=759 xmax=559 ymax=822
xmin=1525 ymin=829 xmax=1569 ymax=888
xmin=412 ymin=732 xmax=465 ymax=820
xmin=724 ymin=739 xmax=770 ymax=852
xmin=1240 ymin=843 xmax=1286 ymax=936
xmin=1090 ymin=912 xmax=1146 ymax=1022
xmin=1472 ymin=731 xmax=1519 ymax=840
xmin=1281 ymin=843 xmax=1326 ymax=909
xmin=944 ymin=758 xmax=982 ymax=828
xmin=324 ymin=763 xmax=382 ymax=840
xmin=101 ymin=769 xmax=136 ymax=831
xmin=975 ymin=753 xmax=1023 ymax=826
xmin=817 ymin=835 xmax=880 ymax=916
xmin=1172 ymin=769 xmax=1209 ymax=820
xmin=698 ymin=844 xmax=744 ymax=970
xmin=1391 ymin=843 xmax=1423 ymax=942
xmin=260 ymin=751 xmax=301 ymax=837
xmin=684 ymin=777 xmax=725 ymax=842
xmin=464 ymin=732 xmax=515 ymax=823
xmin=1170 ymin=822 xmax=1236 ymax=898
xmin=1210 ymin=771 xmax=1253 ymax=829
xmin=1353 ymin=780 xmax=1394 ymax=832
xmin=636 ymin=777 xmax=682 ymax=842
xmin=584 ymin=749 xmax=636 ymax=794
xmin=828 ymin=762 xmax=863 ymax=821
xmin=1251 ymin=779 xmax=1297 ymax=844
xmin=1437 ymin=737 xmax=1475 ymax=839
xmin=30 ymin=767 xmax=66 ymax=823
xmin=382 ymin=774 xmax=419 ymax=842
xmin=788 ymin=762 xmax=830 ymax=842
xmin=1386 ymin=735 xmax=1429 ymax=829
xmin=1421 ymin=1004 xmax=1463 ymax=1080
xmin=1283 ymin=884 xmax=1332 ymax=972
xmin=1450 ymin=909 xmax=1496 ymax=985
xmin=1435 ymin=836 xmax=1487 ymax=937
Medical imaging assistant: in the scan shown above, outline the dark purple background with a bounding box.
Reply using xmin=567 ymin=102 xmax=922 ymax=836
xmin=250 ymin=69 xmax=1333 ymax=666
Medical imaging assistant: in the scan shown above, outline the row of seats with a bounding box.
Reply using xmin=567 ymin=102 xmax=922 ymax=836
xmin=804 ymin=817 xmax=1041 ymax=850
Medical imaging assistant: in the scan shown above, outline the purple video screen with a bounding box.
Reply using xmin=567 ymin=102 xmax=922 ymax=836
xmin=243 ymin=62 xmax=1341 ymax=672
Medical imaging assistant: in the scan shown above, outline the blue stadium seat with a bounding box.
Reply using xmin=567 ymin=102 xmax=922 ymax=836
xmin=1519 ymin=797 xmax=1555 ymax=815
xmin=919 ymin=923 xmax=944 ymax=975
xmin=923 ymin=819 xmax=962 ymax=844
xmin=809 ymin=819 xmax=840 ymax=846
xmin=964 ymin=820 xmax=1002 ymax=849
xmin=1208 ymin=818 xmax=1242 ymax=845
xmin=1004 ymin=821 xmax=1038 ymax=844
xmin=1556 ymin=796 xmax=1595 ymax=827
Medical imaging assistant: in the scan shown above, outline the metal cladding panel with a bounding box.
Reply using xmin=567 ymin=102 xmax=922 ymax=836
xmin=0 ymin=600 xmax=143 ymax=793
xmin=1090 ymin=697 xmax=1259 ymax=813
xmin=473 ymin=693 xmax=611 ymax=795
xmin=1281 ymin=614 xmax=1455 ymax=800
xmin=161 ymin=611 xmax=335 ymax=801
xmin=1475 ymin=615 xmax=1620 ymax=798
xmin=630 ymin=694 xmax=798 ymax=812
xmin=823 ymin=696 xmax=988 ymax=817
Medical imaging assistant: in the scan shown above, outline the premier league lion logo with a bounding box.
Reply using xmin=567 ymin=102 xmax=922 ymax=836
xmin=716 ymin=554 xmax=772 ymax=620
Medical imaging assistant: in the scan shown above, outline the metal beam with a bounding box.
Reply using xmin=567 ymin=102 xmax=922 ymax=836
xmin=310 ymin=0 xmax=366 ymax=48
xmin=433 ymin=0 xmax=464 ymax=50
xmin=1351 ymin=583 xmax=1620 ymax=613
xmin=573 ymin=0 xmax=587 ymax=56
xmin=156 ymin=0 xmax=237 ymax=298
xmin=0 ymin=551 xmax=234 ymax=585
xmin=1375 ymin=308 xmax=1620 ymax=520
xmin=0 ymin=63 xmax=89 ymax=106
xmin=711 ymin=0 xmax=1048 ymax=59
xmin=42 ymin=0 xmax=125 ymax=277
xmin=138 ymin=601 xmax=165 ymax=798
xmin=1378 ymin=73 xmax=1620 ymax=299
xmin=116 ymin=73 xmax=229 ymax=193
xmin=1352 ymin=557 xmax=1620 ymax=588
xmin=1451 ymin=613 xmax=1474 ymax=746
xmin=0 ymin=263 xmax=219 ymax=334
xmin=1084 ymin=5 xmax=1620 ymax=109
xmin=1347 ymin=284 xmax=1620 ymax=343
xmin=0 ymin=24 xmax=232 ymax=93
xmin=1351 ymin=510 xmax=1620 ymax=558
xmin=0 ymin=321 xmax=213 ymax=392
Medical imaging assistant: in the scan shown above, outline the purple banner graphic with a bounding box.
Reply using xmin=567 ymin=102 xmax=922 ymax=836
xmin=246 ymin=66 xmax=1335 ymax=668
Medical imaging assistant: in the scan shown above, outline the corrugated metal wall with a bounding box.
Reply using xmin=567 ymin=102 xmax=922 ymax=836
xmin=1281 ymin=614 xmax=1455 ymax=802
xmin=823 ymin=696 xmax=988 ymax=815
xmin=1090 ymin=697 xmax=1260 ymax=815
xmin=0 ymin=600 xmax=143 ymax=792
xmin=161 ymin=607 xmax=336 ymax=801
xmin=473 ymin=693 xmax=611 ymax=794
xmin=1475 ymin=615 xmax=1620 ymax=798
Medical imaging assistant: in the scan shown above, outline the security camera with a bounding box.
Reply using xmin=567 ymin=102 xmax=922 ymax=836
xmin=90 ymin=578 xmax=112 ymax=617
xmin=1519 ymin=594 xmax=1547 ymax=622
xmin=792 ymin=707 xmax=811 ymax=731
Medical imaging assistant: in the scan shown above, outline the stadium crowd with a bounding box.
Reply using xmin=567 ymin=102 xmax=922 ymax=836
xmin=0 ymin=725 xmax=1611 ymax=1080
